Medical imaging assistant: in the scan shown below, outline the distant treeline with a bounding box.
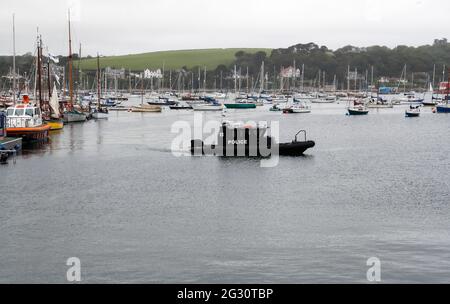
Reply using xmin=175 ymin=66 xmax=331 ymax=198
xmin=223 ymin=38 xmax=450 ymax=89
xmin=1 ymin=39 xmax=449 ymax=91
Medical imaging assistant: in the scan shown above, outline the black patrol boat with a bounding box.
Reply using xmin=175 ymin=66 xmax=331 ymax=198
xmin=191 ymin=121 xmax=315 ymax=157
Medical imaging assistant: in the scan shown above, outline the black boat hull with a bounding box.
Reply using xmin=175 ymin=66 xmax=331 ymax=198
xmin=191 ymin=140 xmax=315 ymax=157
xmin=191 ymin=124 xmax=315 ymax=157
xmin=278 ymin=141 xmax=315 ymax=156
xmin=148 ymin=101 xmax=177 ymax=106
xmin=169 ymin=106 xmax=193 ymax=110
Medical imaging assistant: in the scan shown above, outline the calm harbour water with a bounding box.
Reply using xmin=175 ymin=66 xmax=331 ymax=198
xmin=1 ymin=98 xmax=449 ymax=283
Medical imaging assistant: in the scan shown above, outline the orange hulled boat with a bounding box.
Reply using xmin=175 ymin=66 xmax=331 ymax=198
xmin=5 ymin=98 xmax=51 ymax=142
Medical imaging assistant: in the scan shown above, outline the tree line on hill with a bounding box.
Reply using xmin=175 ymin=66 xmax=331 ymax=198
xmin=1 ymin=39 xmax=449 ymax=92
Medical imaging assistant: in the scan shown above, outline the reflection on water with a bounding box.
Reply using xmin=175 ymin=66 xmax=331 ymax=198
xmin=1 ymin=99 xmax=449 ymax=283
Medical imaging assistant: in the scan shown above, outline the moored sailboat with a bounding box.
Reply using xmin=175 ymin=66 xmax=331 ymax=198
xmin=91 ymin=54 xmax=108 ymax=119
xmin=63 ymin=10 xmax=86 ymax=123
xmin=47 ymin=87 xmax=64 ymax=130
xmin=347 ymin=106 xmax=369 ymax=115
xmin=131 ymin=71 xmax=162 ymax=113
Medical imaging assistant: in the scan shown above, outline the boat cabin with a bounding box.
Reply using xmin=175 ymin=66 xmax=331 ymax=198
xmin=5 ymin=103 xmax=43 ymax=128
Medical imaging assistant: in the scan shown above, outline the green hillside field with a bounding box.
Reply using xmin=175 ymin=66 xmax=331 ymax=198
xmin=79 ymin=48 xmax=271 ymax=71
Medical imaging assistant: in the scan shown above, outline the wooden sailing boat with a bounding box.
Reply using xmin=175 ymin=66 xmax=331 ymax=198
xmin=63 ymin=10 xmax=86 ymax=123
xmin=47 ymin=85 xmax=64 ymax=130
xmin=131 ymin=73 xmax=162 ymax=112
xmin=91 ymin=54 xmax=108 ymax=119
xmin=35 ymin=35 xmax=64 ymax=130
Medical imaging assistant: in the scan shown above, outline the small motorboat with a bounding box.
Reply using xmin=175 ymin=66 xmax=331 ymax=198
xmin=405 ymin=105 xmax=421 ymax=117
xmin=100 ymin=99 xmax=118 ymax=107
xmin=347 ymin=105 xmax=369 ymax=115
xmin=366 ymin=97 xmax=393 ymax=108
xmin=91 ymin=107 xmax=109 ymax=119
xmin=283 ymin=102 xmax=311 ymax=114
xmin=269 ymin=104 xmax=282 ymax=112
xmin=169 ymin=103 xmax=193 ymax=110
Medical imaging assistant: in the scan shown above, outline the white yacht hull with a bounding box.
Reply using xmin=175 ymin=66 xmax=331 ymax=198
xmin=63 ymin=112 xmax=87 ymax=123
xmin=92 ymin=112 xmax=109 ymax=119
xmin=191 ymin=104 xmax=223 ymax=111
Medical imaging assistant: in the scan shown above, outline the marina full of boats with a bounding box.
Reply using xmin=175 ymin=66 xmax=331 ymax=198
xmin=1 ymin=13 xmax=450 ymax=163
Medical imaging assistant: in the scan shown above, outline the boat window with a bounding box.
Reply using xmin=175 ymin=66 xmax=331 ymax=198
xmin=6 ymin=109 xmax=14 ymax=116
xmin=14 ymin=109 xmax=24 ymax=116
xmin=25 ymin=109 xmax=34 ymax=116
xmin=36 ymin=108 xmax=41 ymax=115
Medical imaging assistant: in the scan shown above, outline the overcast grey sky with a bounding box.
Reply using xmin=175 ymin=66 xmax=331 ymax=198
xmin=1 ymin=0 xmax=449 ymax=56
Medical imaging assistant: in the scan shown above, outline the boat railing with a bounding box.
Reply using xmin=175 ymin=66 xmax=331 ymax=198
xmin=6 ymin=117 xmax=42 ymax=128
xmin=294 ymin=130 xmax=307 ymax=142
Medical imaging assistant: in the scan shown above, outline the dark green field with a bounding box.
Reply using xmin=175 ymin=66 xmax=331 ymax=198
xmin=79 ymin=48 xmax=271 ymax=71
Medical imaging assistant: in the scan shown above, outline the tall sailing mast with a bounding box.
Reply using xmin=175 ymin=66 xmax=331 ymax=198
xmin=12 ymin=14 xmax=16 ymax=105
xmin=97 ymin=53 xmax=101 ymax=110
xmin=293 ymin=60 xmax=296 ymax=91
xmin=234 ymin=65 xmax=237 ymax=94
xmin=68 ymin=10 xmax=74 ymax=108
xmin=301 ymin=64 xmax=305 ymax=92
xmin=260 ymin=61 xmax=264 ymax=93
xmin=203 ymin=66 xmax=206 ymax=94
xmin=347 ymin=65 xmax=350 ymax=93
xmin=78 ymin=43 xmax=82 ymax=95
xmin=37 ymin=36 xmax=43 ymax=108
xmin=246 ymin=67 xmax=249 ymax=94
